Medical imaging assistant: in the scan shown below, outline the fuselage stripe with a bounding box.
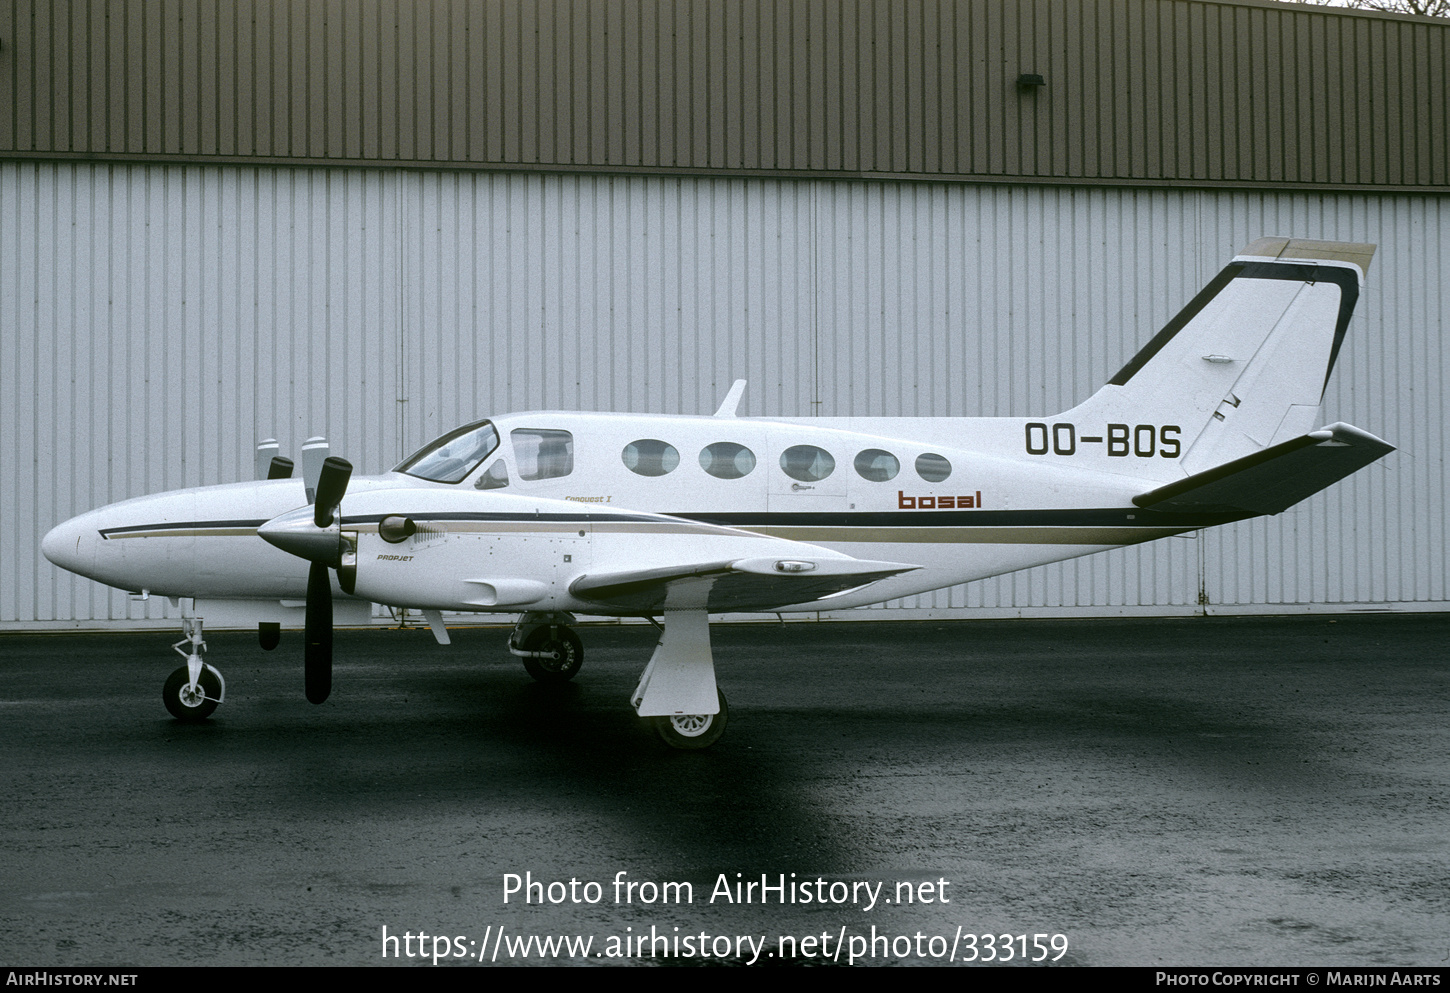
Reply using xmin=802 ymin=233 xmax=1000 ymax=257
xmin=97 ymin=507 xmax=1231 ymax=546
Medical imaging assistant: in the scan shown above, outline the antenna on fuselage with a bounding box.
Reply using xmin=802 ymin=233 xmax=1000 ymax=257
xmin=714 ymin=380 xmax=747 ymax=418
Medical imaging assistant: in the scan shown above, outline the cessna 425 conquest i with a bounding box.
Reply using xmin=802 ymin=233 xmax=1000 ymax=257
xmin=42 ymin=238 xmax=1393 ymax=748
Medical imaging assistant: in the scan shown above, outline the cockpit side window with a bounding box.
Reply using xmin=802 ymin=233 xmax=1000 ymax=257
xmin=512 ymin=428 xmax=574 ymax=480
xmin=393 ymin=420 xmax=500 ymax=484
xmin=474 ymin=459 xmax=510 ymax=490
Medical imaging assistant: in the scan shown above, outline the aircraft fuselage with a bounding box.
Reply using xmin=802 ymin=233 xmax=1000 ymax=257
xmin=43 ymin=411 xmax=1219 ymax=616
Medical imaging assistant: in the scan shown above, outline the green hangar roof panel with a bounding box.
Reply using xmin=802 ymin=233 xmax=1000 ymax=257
xmin=0 ymin=0 xmax=1446 ymax=191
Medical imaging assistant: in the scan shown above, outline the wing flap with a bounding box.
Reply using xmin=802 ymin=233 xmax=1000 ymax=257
xmin=570 ymin=556 xmax=919 ymax=613
xmin=1133 ymin=422 xmax=1394 ymax=515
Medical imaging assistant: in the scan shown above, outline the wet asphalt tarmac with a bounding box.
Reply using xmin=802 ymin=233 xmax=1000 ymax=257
xmin=1 ymin=613 xmax=1446 ymax=967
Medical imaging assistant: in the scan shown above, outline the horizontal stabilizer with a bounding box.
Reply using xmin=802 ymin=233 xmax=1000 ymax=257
xmin=571 ymin=556 xmax=918 ymax=613
xmin=1133 ymin=422 xmax=1393 ymax=516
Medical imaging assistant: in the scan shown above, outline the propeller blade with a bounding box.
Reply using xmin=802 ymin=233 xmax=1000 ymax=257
xmin=304 ymin=560 xmax=333 ymax=704
xmin=267 ymin=456 xmax=295 ymax=480
xmin=255 ymin=439 xmax=280 ymax=481
xmin=300 ymin=436 xmax=329 ymax=504
xmin=313 ymin=457 xmax=353 ymax=529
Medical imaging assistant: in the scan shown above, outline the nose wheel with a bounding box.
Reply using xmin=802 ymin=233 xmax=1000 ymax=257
xmin=162 ymin=664 xmax=224 ymax=721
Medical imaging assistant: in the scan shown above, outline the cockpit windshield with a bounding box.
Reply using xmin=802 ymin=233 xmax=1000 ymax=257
xmin=393 ymin=420 xmax=500 ymax=483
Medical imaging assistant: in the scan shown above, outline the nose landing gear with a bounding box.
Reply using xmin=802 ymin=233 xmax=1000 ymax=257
xmin=163 ymin=616 xmax=226 ymax=721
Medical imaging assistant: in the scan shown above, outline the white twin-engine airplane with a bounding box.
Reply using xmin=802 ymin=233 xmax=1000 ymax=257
xmin=43 ymin=237 xmax=1393 ymax=748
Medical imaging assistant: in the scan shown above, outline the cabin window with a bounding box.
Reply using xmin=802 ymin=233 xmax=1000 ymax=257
xmin=474 ymin=459 xmax=509 ymax=490
xmin=916 ymin=453 xmax=952 ymax=482
xmin=854 ymin=449 xmax=900 ymax=482
xmin=512 ymin=428 xmax=575 ymax=480
xmin=699 ymin=442 xmax=756 ymax=479
xmin=393 ymin=420 xmax=500 ymax=483
xmin=622 ymin=439 xmax=680 ymax=477
xmin=780 ymin=445 xmax=836 ymax=482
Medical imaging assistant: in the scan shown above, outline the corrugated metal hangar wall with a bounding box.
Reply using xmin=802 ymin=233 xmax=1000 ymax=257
xmin=1 ymin=0 xmax=1446 ymax=629
xmin=4 ymin=164 xmax=1443 ymax=627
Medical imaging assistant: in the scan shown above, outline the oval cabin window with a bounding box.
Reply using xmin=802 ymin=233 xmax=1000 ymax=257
xmin=780 ymin=445 xmax=836 ymax=482
xmin=915 ymin=452 xmax=952 ymax=482
xmin=854 ymin=449 xmax=900 ymax=482
xmin=621 ymin=439 xmax=680 ymax=477
xmin=699 ymin=442 xmax=757 ymax=479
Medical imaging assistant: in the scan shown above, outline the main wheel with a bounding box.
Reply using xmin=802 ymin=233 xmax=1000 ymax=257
xmin=520 ymin=626 xmax=584 ymax=683
xmin=653 ymin=689 xmax=729 ymax=750
xmin=162 ymin=665 xmax=222 ymax=722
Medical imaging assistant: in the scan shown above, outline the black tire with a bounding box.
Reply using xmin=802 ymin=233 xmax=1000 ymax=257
xmin=520 ymin=626 xmax=584 ymax=683
xmin=653 ymin=689 xmax=728 ymax=750
xmin=162 ymin=665 xmax=221 ymax=722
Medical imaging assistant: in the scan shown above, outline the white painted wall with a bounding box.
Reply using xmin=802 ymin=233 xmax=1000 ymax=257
xmin=1 ymin=162 xmax=1441 ymax=627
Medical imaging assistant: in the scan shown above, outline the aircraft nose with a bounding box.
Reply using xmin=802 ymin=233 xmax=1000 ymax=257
xmin=42 ymin=514 xmax=98 ymax=577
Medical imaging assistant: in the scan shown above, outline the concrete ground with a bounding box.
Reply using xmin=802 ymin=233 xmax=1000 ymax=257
xmin=1 ymin=613 xmax=1446 ymax=967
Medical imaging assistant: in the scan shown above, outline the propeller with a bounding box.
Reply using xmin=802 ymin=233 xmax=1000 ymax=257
xmin=257 ymin=455 xmax=354 ymax=704
xmin=256 ymin=439 xmax=280 ymax=480
xmin=304 ymin=560 xmax=334 ymax=703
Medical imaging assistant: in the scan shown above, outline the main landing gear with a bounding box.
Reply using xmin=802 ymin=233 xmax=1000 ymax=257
xmin=508 ymin=612 xmax=583 ymax=683
xmin=163 ymin=616 xmax=226 ymax=722
xmin=632 ymin=609 xmax=727 ymax=750
xmin=508 ymin=609 xmax=729 ymax=749
xmin=651 ymin=689 xmax=729 ymax=750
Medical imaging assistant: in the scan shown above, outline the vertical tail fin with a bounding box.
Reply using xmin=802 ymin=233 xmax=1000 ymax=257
xmin=1064 ymin=238 xmax=1374 ymax=476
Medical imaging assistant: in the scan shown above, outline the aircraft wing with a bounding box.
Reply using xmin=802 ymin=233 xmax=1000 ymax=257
xmin=569 ymin=556 xmax=919 ymax=613
xmin=1133 ymin=422 xmax=1394 ymax=516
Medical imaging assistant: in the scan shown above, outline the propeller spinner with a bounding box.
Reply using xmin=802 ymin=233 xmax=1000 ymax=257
xmin=257 ymin=456 xmax=354 ymax=704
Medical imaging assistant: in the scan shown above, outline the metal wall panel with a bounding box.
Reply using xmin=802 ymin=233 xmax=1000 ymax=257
xmin=1 ymin=162 xmax=1443 ymax=627
xmin=1 ymin=0 xmax=1447 ymax=191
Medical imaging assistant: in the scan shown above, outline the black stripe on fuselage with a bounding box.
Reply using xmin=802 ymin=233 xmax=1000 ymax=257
xmin=675 ymin=508 xmax=1251 ymax=529
xmin=354 ymin=509 xmax=1252 ymax=528
xmin=99 ymin=519 xmax=271 ymax=538
xmin=99 ymin=506 xmax=1252 ymax=539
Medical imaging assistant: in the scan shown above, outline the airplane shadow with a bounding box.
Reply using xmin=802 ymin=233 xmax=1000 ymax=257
xmin=8 ymin=615 xmax=1439 ymax=885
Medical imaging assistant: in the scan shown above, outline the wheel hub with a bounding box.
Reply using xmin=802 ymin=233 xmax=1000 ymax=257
xmin=178 ymin=681 xmax=207 ymax=708
xmin=668 ymin=713 xmax=713 ymax=737
xmin=538 ymin=641 xmax=569 ymax=669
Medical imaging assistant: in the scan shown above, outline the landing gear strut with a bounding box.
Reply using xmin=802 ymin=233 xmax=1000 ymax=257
xmin=508 ymin=612 xmax=583 ymax=683
xmin=632 ymin=609 xmax=727 ymax=750
xmin=164 ymin=616 xmax=226 ymax=721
